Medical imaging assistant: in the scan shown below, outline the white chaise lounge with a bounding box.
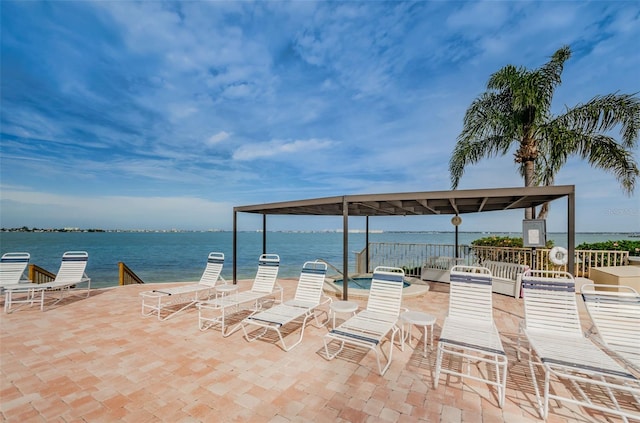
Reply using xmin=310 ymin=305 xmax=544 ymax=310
xmin=0 ymin=252 xmax=31 ymax=288
xmin=323 ymin=266 xmax=405 ymax=376
xmin=581 ymin=284 xmax=640 ymax=375
xmin=434 ymin=265 xmax=508 ymax=407
xmin=241 ymin=260 xmax=331 ymax=351
xmin=140 ymin=252 xmax=226 ymax=320
xmin=519 ymin=270 xmax=640 ymax=422
xmin=197 ymin=254 xmax=282 ymax=336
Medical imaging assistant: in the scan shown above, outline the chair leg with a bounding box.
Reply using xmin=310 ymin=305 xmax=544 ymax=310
xmin=434 ymin=343 xmax=444 ymax=388
xmin=526 ymin=347 xmax=545 ymax=419
xmin=324 ymin=337 xmax=345 ymax=360
xmin=543 ymin=370 xmax=551 ymax=420
xmin=377 ymin=329 xmax=397 ymax=375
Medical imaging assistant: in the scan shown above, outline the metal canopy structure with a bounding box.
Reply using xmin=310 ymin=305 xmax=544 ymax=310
xmin=232 ymin=185 xmax=576 ymax=299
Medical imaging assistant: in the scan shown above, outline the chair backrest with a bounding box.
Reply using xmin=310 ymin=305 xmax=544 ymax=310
xmin=448 ymin=265 xmax=493 ymax=322
xmin=292 ymin=261 xmax=327 ymax=305
xmin=199 ymin=252 xmax=224 ymax=287
xmin=0 ymin=252 xmax=30 ymax=285
xmin=366 ymin=266 xmax=405 ymax=317
xmin=521 ymin=270 xmax=581 ymax=335
xmin=251 ymin=254 xmax=280 ymax=293
xmin=55 ymin=251 xmax=89 ymax=282
xmin=581 ymin=284 xmax=640 ymax=356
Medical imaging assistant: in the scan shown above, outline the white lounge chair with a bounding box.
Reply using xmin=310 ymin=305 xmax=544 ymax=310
xmin=0 ymin=252 xmax=31 ymax=287
xmin=518 ymin=270 xmax=640 ymax=422
xmin=4 ymin=251 xmax=91 ymax=312
xmin=581 ymin=284 xmax=640 ymax=375
xmin=241 ymin=260 xmax=331 ymax=351
xmin=197 ymin=254 xmax=282 ymax=336
xmin=140 ymin=252 xmax=226 ymax=320
xmin=1 ymin=252 xmax=33 ymax=311
xmin=323 ymin=266 xmax=404 ymax=376
xmin=434 ymin=265 xmax=508 ymax=407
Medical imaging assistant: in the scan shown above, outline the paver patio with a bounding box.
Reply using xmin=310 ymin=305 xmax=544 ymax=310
xmin=1 ymin=279 xmax=636 ymax=422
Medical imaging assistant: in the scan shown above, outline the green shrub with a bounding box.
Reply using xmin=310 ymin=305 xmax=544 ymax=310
xmin=470 ymin=236 xmax=554 ymax=265
xmin=471 ymin=236 xmax=554 ymax=248
xmin=576 ymin=240 xmax=640 ymax=257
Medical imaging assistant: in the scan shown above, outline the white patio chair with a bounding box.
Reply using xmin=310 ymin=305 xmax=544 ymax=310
xmin=197 ymin=254 xmax=282 ymax=336
xmin=581 ymin=284 xmax=640 ymax=375
xmin=140 ymin=252 xmax=226 ymax=320
xmin=1 ymin=252 xmax=33 ymax=311
xmin=434 ymin=265 xmax=508 ymax=407
xmin=4 ymin=251 xmax=91 ymax=312
xmin=518 ymin=270 xmax=640 ymax=422
xmin=323 ymin=266 xmax=405 ymax=376
xmin=0 ymin=252 xmax=31 ymax=288
xmin=241 ymin=260 xmax=331 ymax=351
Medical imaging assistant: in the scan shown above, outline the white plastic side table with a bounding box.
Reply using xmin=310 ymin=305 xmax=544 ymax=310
xmin=401 ymin=311 xmax=436 ymax=357
xmin=215 ymin=284 xmax=238 ymax=300
xmin=329 ymin=300 xmax=358 ymax=329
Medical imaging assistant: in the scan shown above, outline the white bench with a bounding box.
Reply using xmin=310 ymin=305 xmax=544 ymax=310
xmin=483 ymin=260 xmax=526 ymax=298
xmin=421 ymin=257 xmax=465 ymax=283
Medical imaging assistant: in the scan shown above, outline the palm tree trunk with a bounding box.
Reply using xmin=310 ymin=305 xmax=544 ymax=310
xmin=523 ymin=159 xmax=536 ymax=219
xmin=537 ymin=202 xmax=549 ymax=219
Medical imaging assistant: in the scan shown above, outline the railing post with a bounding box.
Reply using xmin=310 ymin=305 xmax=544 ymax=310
xmin=119 ymin=262 xmax=144 ymax=285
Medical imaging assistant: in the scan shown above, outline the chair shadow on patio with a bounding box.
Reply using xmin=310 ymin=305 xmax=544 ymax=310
xmin=317 ymin=342 xmax=373 ymax=367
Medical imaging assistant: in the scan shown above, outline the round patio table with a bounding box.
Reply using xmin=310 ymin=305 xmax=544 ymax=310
xmin=329 ymin=300 xmax=358 ymax=329
xmin=215 ymin=284 xmax=238 ymax=300
xmin=401 ymin=311 xmax=436 ymax=357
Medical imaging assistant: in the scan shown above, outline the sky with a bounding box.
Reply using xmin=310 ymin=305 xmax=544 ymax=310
xmin=1 ymin=1 xmax=639 ymax=233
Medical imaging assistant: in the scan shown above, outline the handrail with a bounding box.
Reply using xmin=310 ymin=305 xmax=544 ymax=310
xmin=315 ymin=258 xmax=367 ymax=289
xmin=119 ymin=262 xmax=144 ymax=285
xmin=27 ymin=264 xmax=87 ymax=289
xmin=28 ymin=264 xmax=56 ymax=284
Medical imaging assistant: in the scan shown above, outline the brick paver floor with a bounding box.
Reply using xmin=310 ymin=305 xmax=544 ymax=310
xmin=1 ymin=279 xmax=637 ymax=422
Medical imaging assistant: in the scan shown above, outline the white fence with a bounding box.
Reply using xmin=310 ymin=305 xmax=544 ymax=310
xmin=356 ymin=243 xmax=630 ymax=278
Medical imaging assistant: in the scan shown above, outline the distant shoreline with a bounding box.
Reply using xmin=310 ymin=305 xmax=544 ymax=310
xmin=0 ymin=227 xmax=640 ymax=237
xmin=1 ymin=227 xmax=636 ymax=235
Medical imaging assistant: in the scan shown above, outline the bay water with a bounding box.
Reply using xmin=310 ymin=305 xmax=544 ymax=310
xmin=0 ymin=231 xmax=633 ymax=288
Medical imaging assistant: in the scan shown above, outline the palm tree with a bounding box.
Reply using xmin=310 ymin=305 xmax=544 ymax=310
xmin=449 ymin=45 xmax=640 ymax=219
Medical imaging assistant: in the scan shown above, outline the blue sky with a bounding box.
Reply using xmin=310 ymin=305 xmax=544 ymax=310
xmin=1 ymin=1 xmax=639 ymax=233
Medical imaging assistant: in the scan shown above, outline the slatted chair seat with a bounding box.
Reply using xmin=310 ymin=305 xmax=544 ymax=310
xmin=324 ymin=266 xmax=405 ymax=376
xmin=519 ymin=270 xmax=640 ymax=422
xmin=197 ymin=254 xmax=282 ymax=336
xmin=434 ymin=265 xmax=508 ymax=408
xmin=140 ymin=252 xmax=226 ymax=320
xmin=439 ymin=317 xmax=505 ymax=356
xmin=241 ymin=261 xmax=330 ymax=351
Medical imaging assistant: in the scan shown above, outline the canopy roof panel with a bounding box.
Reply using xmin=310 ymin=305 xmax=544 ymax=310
xmin=234 ymin=185 xmax=575 ymax=217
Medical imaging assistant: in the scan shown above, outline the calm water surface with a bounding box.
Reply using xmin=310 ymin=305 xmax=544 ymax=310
xmin=0 ymin=231 xmax=633 ymax=288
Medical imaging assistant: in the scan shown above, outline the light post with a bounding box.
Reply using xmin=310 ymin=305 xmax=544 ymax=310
xmin=451 ymin=215 xmax=462 ymax=259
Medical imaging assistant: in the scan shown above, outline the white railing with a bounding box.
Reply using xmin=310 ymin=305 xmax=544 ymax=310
xmin=356 ymin=243 xmax=630 ymax=278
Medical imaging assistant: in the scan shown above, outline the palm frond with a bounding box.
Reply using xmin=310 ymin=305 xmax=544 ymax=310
xmin=554 ymin=93 xmax=640 ymax=147
xmin=449 ymin=135 xmax=515 ymax=189
xmin=582 ymin=135 xmax=639 ymax=195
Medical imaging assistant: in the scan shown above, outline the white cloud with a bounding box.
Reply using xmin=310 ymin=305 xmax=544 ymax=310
xmin=207 ymin=131 xmax=231 ymax=145
xmin=232 ymin=138 xmax=334 ymax=161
